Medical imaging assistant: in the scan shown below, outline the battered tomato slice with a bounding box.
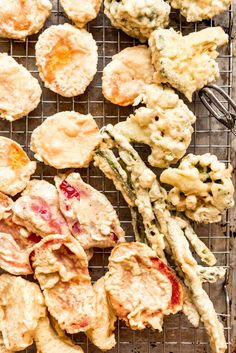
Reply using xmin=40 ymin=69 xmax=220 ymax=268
xmin=30 ymin=234 xmax=96 ymax=334
xmin=105 ymin=242 xmax=183 ymax=331
xmin=150 ymin=257 xmax=182 ymax=310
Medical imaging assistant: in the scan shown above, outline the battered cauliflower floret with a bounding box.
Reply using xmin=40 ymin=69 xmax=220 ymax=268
xmin=149 ymin=27 xmax=228 ymax=101
xmin=170 ymin=0 xmax=233 ymax=22
xmin=160 ymin=153 xmax=234 ymax=223
xmin=115 ymin=84 xmax=196 ymax=168
xmin=104 ymin=0 xmax=170 ymax=42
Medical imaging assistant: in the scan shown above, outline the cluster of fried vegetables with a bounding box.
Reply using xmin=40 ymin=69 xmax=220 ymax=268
xmin=94 ymin=125 xmax=232 ymax=353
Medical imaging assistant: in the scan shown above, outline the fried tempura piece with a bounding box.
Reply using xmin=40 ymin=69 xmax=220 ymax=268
xmin=115 ymin=84 xmax=196 ymax=168
xmin=30 ymin=111 xmax=100 ymax=169
xmin=13 ymin=180 xmax=70 ymax=238
xmin=0 ymin=53 xmax=41 ymax=121
xmin=60 ymin=0 xmax=102 ymax=28
xmin=170 ymin=0 xmax=232 ymax=22
xmin=0 ymin=0 xmax=52 ymax=40
xmin=55 ymin=173 xmax=125 ymax=250
xmin=0 ymin=137 xmax=36 ymax=196
xmin=87 ymin=277 xmax=117 ymax=351
xmin=34 ymin=317 xmax=84 ymax=353
xmin=104 ymin=0 xmax=170 ymax=42
xmin=102 ymin=45 xmax=155 ymax=106
xmin=30 ymin=234 xmax=96 ymax=334
xmin=149 ymin=27 xmax=228 ymax=101
xmin=35 ymin=24 xmax=98 ymax=97
xmin=161 ymin=153 xmax=234 ymax=223
xmin=105 ymin=242 xmax=183 ymax=330
xmin=0 ymin=274 xmax=45 ymax=351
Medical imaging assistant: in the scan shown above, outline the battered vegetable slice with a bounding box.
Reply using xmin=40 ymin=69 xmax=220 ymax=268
xmin=55 ymin=173 xmax=125 ymax=250
xmin=115 ymin=84 xmax=196 ymax=168
xmin=0 ymin=193 xmax=13 ymax=220
xmin=13 ymin=180 xmax=71 ymax=237
xmin=0 ymin=216 xmax=39 ymax=275
xmin=160 ymin=153 xmax=234 ymax=223
xmin=0 ymin=137 xmax=36 ymax=196
xmin=0 ymin=274 xmax=45 ymax=351
xmin=34 ymin=316 xmax=84 ymax=353
xmin=86 ymin=277 xmax=117 ymax=351
xmin=170 ymin=0 xmax=232 ymax=22
xmin=35 ymin=24 xmax=98 ymax=97
xmin=104 ymin=0 xmax=170 ymax=42
xmin=60 ymin=0 xmax=102 ymax=28
xmin=30 ymin=111 xmax=100 ymax=169
xmin=105 ymin=242 xmax=183 ymax=331
xmin=0 ymin=53 xmax=41 ymax=121
xmin=30 ymin=234 xmax=96 ymax=334
xmin=0 ymin=0 xmax=52 ymax=40
xmin=149 ymin=27 xmax=228 ymax=101
xmin=102 ymin=45 xmax=155 ymax=106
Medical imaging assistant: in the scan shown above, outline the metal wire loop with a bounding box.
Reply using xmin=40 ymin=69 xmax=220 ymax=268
xmin=199 ymin=84 xmax=236 ymax=134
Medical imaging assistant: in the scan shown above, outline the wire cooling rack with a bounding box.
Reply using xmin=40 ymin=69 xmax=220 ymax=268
xmin=0 ymin=1 xmax=234 ymax=353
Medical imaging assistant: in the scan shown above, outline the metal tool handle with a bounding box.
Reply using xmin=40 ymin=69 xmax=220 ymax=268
xmin=199 ymin=84 xmax=236 ymax=134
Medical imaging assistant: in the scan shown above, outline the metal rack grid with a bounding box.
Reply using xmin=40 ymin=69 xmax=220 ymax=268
xmin=0 ymin=1 xmax=234 ymax=353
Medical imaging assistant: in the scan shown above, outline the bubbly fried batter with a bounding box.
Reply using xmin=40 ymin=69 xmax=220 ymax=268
xmin=55 ymin=173 xmax=125 ymax=250
xmin=30 ymin=111 xmax=100 ymax=169
xmin=161 ymin=153 xmax=234 ymax=223
xmin=0 ymin=0 xmax=52 ymax=40
xmin=60 ymin=0 xmax=102 ymax=28
xmin=0 ymin=274 xmax=45 ymax=351
xmin=36 ymin=24 xmax=98 ymax=97
xmin=30 ymin=234 xmax=96 ymax=334
xmin=105 ymin=242 xmax=183 ymax=330
xmin=102 ymin=45 xmax=155 ymax=106
xmin=104 ymin=0 xmax=170 ymax=42
xmin=0 ymin=137 xmax=36 ymax=196
xmin=170 ymin=0 xmax=232 ymax=22
xmin=0 ymin=53 xmax=41 ymax=121
xmin=149 ymin=27 xmax=228 ymax=101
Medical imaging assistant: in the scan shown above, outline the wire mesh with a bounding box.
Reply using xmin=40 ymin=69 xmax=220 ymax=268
xmin=0 ymin=1 xmax=234 ymax=353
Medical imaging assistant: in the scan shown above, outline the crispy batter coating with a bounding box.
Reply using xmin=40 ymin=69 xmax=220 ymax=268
xmin=170 ymin=0 xmax=232 ymax=22
xmin=0 ymin=274 xmax=45 ymax=351
xmin=13 ymin=180 xmax=70 ymax=238
xmin=60 ymin=0 xmax=102 ymax=28
xmin=86 ymin=277 xmax=117 ymax=351
xmin=105 ymin=242 xmax=183 ymax=330
xmin=30 ymin=111 xmax=100 ymax=169
xmin=34 ymin=316 xmax=84 ymax=353
xmin=30 ymin=234 xmax=96 ymax=334
xmin=115 ymin=84 xmax=196 ymax=168
xmin=104 ymin=0 xmax=170 ymax=42
xmin=35 ymin=24 xmax=98 ymax=97
xmin=0 ymin=0 xmax=52 ymax=40
xmin=0 ymin=53 xmax=41 ymax=121
xmin=102 ymin=45 xmax=155 ymax=106
xmin=149 ymin=27 xmax=228 ymax=101
xmin=0 ymin=215 xmax=38 ymax=275
xmin=0 ymin=137 xmax=36 ymax=196
xmin=55 ymin=173 xmax=125 ymax=250
xmin=161 ymin=153 xmax=234 ymax=223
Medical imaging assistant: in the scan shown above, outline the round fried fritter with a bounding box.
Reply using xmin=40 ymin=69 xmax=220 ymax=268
xmin=35 ymin=24 xmax=98 ymax=97
xmin=0 ymin=0 xmax=52 ymax=40
xmin=105 ymin=242 xmax=183 ymax=330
